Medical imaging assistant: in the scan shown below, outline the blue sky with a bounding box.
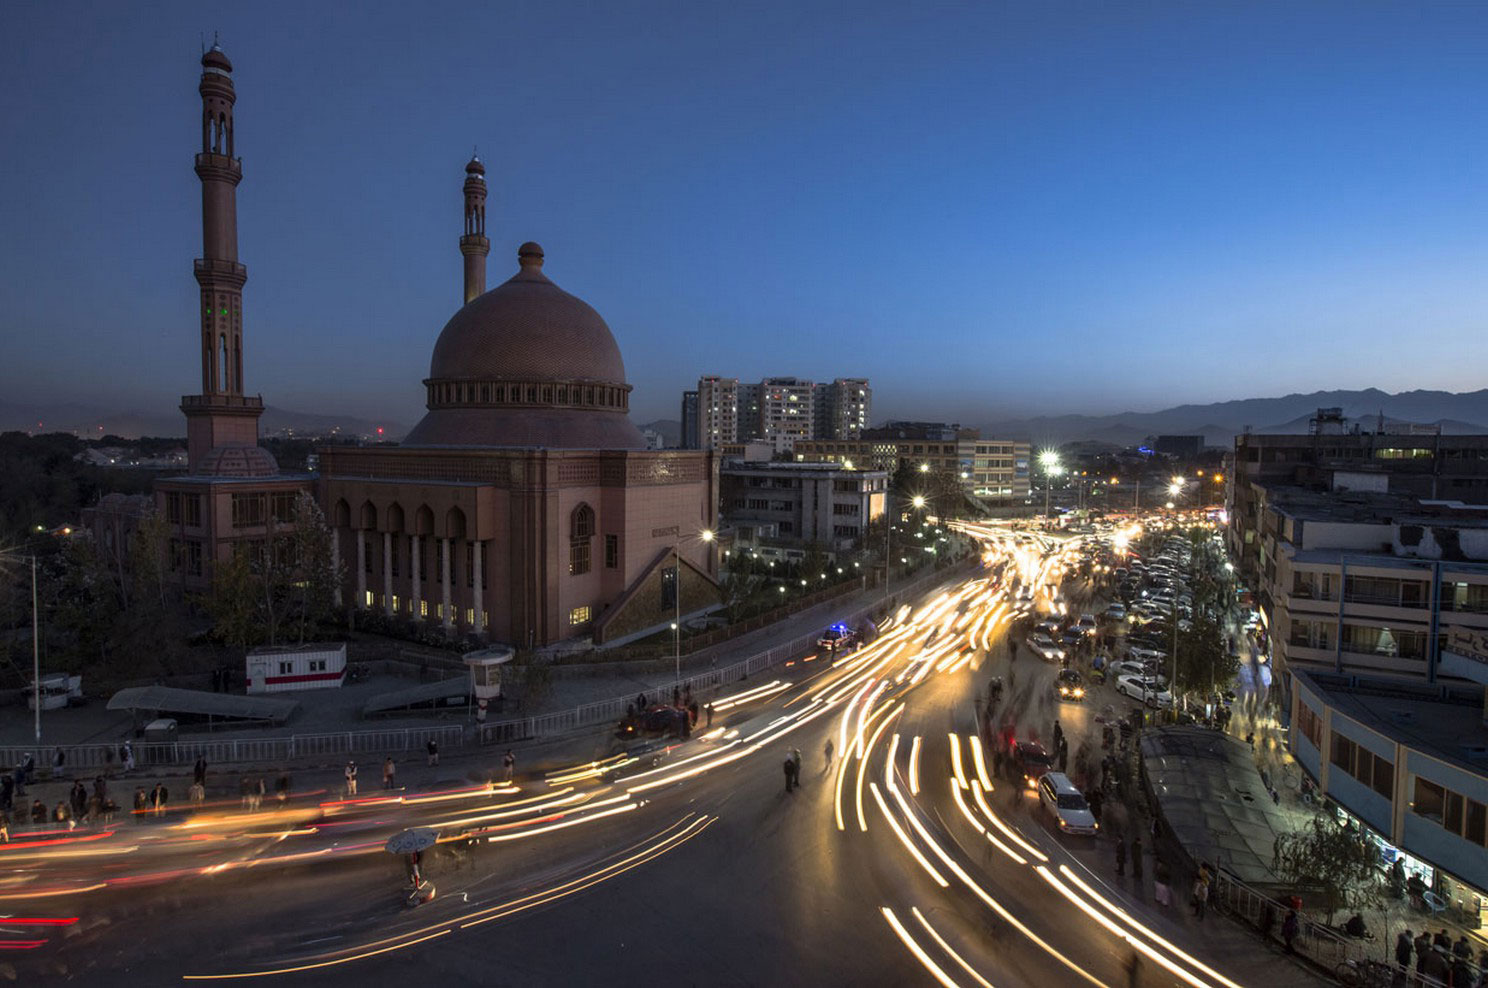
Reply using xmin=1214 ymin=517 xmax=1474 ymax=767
xmin=3 ymin=1 xmax=1487 ymax=430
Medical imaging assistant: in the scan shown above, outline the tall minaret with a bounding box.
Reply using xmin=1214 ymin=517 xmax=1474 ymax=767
xmin=460 ymin=156 xmax=489 ymax=303
xmin=181 ymin=43 xmax=265 ymax=471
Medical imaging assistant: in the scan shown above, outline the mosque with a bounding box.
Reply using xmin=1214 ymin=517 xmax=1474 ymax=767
xmin=151 ymin=45 xmax=721 ymax=649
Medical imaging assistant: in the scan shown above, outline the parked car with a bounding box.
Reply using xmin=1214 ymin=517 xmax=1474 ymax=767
xmin=1054 ymin=669 xmax=1086 ymax=702
xmin=1102 ymin=603 xmax=1127 ymax=621
xmin=1116 ymin=674 xmax=1173 ymax=708
xmin=1038 ymin=772 xmax=1099 ymax=835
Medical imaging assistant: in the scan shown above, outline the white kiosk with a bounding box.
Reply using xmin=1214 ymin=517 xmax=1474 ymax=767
xmin=462 ymin=645 xmax=514 ymax=722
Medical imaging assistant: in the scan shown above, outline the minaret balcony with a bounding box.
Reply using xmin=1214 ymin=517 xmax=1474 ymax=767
xmin=193 ymin=258 xmax=248 ymax=287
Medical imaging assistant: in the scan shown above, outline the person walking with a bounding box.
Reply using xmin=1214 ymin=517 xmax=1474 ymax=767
xmin=1395 ymin=929 xmax=1414 ymax=973
xmin=705 ymin=703 xmax=714 ymax=729
xmin=1052 ymin=719 xmax=1063 ymax=753
xmin=1115 ymin=836 xmax=1127 ymax=876
xmin=151 ymin=782 xmax=168 ymax=817
xmin=1192 ymin=875 xmax=1210 ymax=921
xmin=783 ymin=756 xmax=796 ymax=793
xmin=52 ymin=747 xmax=67 ymax=779
xmin=502 ymin=750 xmax=516 ymax=783
xmin=344 ymin=760 xmax=358 ymax=796
xmin=383 ymin=757 xmax=396 ymax=791
xmin=1153 ymin=858 xmax=1172 ymax=907
xmin=193 ymin=756 xmax=208 ymax=788
xmin=121 ymin=742 xmax=135 ymax=774
xmin=1281 ymin=909 xmax=1299 ymax=952
xmin=275 ymin=771 xmax=291 ymax=806
xmin=790 ymin=748 xmax=803 ymax=786
xmin=426 ymin=739 xmax=439 ymax=767
xmin=1414 ymin=930 xmax=1432 ymax=975
xmin=69 ymin=780 xmax=87 ymax=821
xmin=251 ymin=777 xmax=265 ymax=811
xmin=824 ymin=738 xmax=835 ymax=770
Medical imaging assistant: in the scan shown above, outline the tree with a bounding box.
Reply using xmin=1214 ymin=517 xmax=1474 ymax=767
xmin=288 ymin=492 xmax=339 ymax=644
xmin=204 ymin=545 xmax=262 ymax=651
xmin=1173 ymin=614 xmax=1237 ymax=698
xmin=1273 ymin=814 xmax=1382 ymax=923
xmin=128 ymin=509 xmax=174 ymax=615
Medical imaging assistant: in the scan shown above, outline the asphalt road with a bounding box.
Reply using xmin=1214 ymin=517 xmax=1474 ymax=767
xmin=10 ymin=526 xmax=1321 ymax=987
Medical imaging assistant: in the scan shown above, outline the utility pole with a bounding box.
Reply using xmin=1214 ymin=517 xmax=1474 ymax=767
xmin=32 ymin=554 xmax=41 ymax=744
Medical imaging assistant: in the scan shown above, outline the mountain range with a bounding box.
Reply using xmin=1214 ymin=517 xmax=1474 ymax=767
xmin=978 ymin=389 xmax=1488 ymax=448
xmin=8 ymin=388 xmax=1488 ymax=449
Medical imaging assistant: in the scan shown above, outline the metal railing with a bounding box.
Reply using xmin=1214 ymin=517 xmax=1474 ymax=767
xmin=476 ymin=562 xmax=970 ymax=745
xmin=0 ymin=724 xmax=468 ymax=772
xmin=1209 ymin=871 xmax=1370 ymax=973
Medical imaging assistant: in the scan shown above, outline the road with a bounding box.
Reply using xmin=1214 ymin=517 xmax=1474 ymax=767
xmin=9 ymin=522 xmax=1320 ymax=987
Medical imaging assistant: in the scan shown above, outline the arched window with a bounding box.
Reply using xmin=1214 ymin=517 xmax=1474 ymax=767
xmin=569 ymin=503 xmax=594 ymax=575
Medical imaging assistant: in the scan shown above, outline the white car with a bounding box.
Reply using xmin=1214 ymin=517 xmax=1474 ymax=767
xmin=1116 ymin=674 xmax=1173 ymax=708
xmin=1128 ymin=645 xmax=1166 ymax=664
xmin=1026 ymin=633 xmax=1066 ymax=663
xmin=1076 ymin=613 xmax=1098 ymax=635
xmin=1038 ymin=772 xmax=1098 ymax=836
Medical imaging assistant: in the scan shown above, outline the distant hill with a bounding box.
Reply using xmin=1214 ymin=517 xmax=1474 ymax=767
xmin=980 ymin=388 xmax=1488 ymax=446
xmin=640 ymin=418 xmax=681 ymax=447
xmin=0 ymin=400 xmax=406 ymax=441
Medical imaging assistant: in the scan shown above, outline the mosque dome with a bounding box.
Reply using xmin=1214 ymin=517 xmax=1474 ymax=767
xmin=201 ymin=45 xmax=232 ymax=72
xmin=403 ymin=243 xmax=644 ymax=449
xmin=195 ymin=444 xmax=279 ymax=478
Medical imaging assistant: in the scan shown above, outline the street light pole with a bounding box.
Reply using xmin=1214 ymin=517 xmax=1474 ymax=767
xmin=32 ymin=554 xmax=40 ymax=744
xmin=674 ymin=540 xmax=681 ymax=688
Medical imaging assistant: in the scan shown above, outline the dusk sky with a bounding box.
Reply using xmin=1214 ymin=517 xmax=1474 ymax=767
xmin=4 ymin=1 xmax=1488 ymax=432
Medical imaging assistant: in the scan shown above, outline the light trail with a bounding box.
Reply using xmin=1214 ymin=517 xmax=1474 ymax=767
xmin=868 ymin=784 xmax=947 ymax=887
xmin=855 ymin=703 xmax=903 ymax=831
xmin=969 ymin=781 xmax=1047 ymax=863
xmin=908 ymin=736 xmax=922 ymax=795
xmin=948 ymin=781 xmax=1026 ymax=865
xmin=911 ymin=906 xmax=996 ymax=988
xmin=880 ymin=907 xmax=959 ymax=988
xmin=948 ymin=734 xmax=970 ymax=790
xmin=968 ymin=736 xmax=994 ymax=792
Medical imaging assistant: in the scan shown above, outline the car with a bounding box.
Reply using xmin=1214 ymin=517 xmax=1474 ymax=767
xmin=818 ymin=622 xmax=859 ymax=652
xmin=1011 ymin=741 xmax=1052 ymax=790
xmin=1076 ymin=613 xmax=1098 ymax=635
xmin=1038 ymin=772 xmax=1098 ymax=835
xmin=1034 ymin=618 xmax=1061 ymax=637
xmin=1116 ymin=674 xmax=1173 ymax=708
xmin=1026 ymin=633 xmax=1066 ymax=663
xmin=1128 ymin=645 xmax=1166 ymax=664
xmin=1110 ymin=659 xmax=1159 ymax=680
xmin=1102 ymin=603 xmax=1127 ymax=621
xmin=1054 ymin=669 xmax=1085 ymax=702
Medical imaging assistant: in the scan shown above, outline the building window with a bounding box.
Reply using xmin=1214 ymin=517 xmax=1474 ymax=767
xmin=1329 ymin=733 xmax=1393 ymax=798
xmin=570 ymin=503 xmax=594 ymax=576
xmin=661 ymin=565 xmax=677 ymax=610
xmin=166 ymin=492 xmax=182 ymax=525
xmin=279 ymin=661 xmax=292 ymax=675
xmin=465 ymin=607 xmax=474 ymax=626
xmin=605 ymin=534 xmax=618 ymax=569
xmin=270 ymin=492 xmax=297 ymax=525
xmin=569 ymin=605 xmax=591 ymax=626
xmin=1295 ymin=701 xmax=1323 ymax=749
xmin=466 ymin=542 xmax=474 ymax=588
xmin=1412 ymin=777 xmax=1445 ymax=824
xmin=231 ymin=493 xmax=266 ymax=528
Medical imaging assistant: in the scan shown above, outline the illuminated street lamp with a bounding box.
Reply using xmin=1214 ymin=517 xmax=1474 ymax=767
xmin=673 ymin=528 xmax=714 ymax=686
xmin=1038 ymin=450 xmax=1063 ymax=518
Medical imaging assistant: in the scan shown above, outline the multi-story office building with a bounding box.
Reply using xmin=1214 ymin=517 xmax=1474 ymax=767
xmin=794 ymin=423 xmax=1029 ymax=503
xmin=1244 ymin=483 xmax=1488 ymax=923
xmin=1228 ymin=414 xmax=1488 ymax=584
xmin=720 ymin=461 xmax=888 ymax=555
xmin=826 ymin=378 xmax=871 ymax=440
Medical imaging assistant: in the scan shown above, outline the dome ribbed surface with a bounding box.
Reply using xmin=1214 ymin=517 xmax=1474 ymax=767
xmin=195 ymin=444 xmax=279 ymax=478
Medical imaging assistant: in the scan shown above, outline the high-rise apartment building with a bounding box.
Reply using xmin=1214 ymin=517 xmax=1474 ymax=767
xmin=686 ymin=375 xmax=870 ymax=452
xmin=679 ymin=390 xmax=699 ymax=449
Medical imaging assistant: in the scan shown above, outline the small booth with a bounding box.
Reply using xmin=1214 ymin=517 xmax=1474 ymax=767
xmin=246 ymin=643 xmax=348 ymax=694
xmin=463 ymin=645 xmax=514 ymax=722
xmin=29 ymin=673 xmax=82 ymax=711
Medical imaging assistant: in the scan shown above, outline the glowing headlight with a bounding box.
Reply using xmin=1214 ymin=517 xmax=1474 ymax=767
xmin=1073 ymin=688 xmax=1084 ymax=697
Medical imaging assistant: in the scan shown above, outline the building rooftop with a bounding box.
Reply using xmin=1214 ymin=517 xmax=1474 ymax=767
xmin=721 ymin=460 xmax=885 ymax=474
xmin=1269 ymin=486 xmax=1488 ymax=528
xmin=1299 ymin=671 xmax=1488 ymax=777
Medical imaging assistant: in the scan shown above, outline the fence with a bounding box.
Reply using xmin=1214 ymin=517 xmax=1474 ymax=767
xmin=0 ymin=724 xmax=467 ymax=772
xmin=1209 ymin=870 xmax=1367 ymax=972
xmin=476 ymin=561 xmax=973 ymax=745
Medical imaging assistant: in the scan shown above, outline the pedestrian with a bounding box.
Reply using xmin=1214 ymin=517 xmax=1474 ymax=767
xmin=31 ymin=799 xmax=47 ymax=824
xmin=427 ymin=739 xmax=439 ymax=767
xmin=52 ymin=747 xmax=67 ymax=778
xmin=705 ymin=703 xmax=714 ymax=729
xmin=344 ymin=760 xmax=358 ymax=796
xmin=1131 ymin=836 xmax=1144 ymax=882
xmin=383 ymin=756 xmax=396 ymax=790
xmin=189 ymin=781 xmax=205 ymax=804
xmin=122 ymin=742 xmax=135 ymax=773
xmin=1453 ymin=935 xmax=1472 ymax=961
xmin=1395 ymin=929 xmax=1414 ymax=972
xmin=251 ymin=777 xmax=265 ymax=811
xmin=193 ymin=756 xmax=207 ymax=787
xmin=1434 ymin=928 xmax=1450 ymax=950
xmin=824 ymin=737 xmax=835 ymax=769
xmin=502 ymin=750 xmax=515 ymax=783
xmin=636 ymin=692 xmax=646 ymax=711
xmin=276 ymin=772 xmax=290 ymax=805
xmin=132 ymin=787 xmax=147 ymax=817
xmin=1086 ymin=788 xmax=1103 ymax=823
xmin=1192 ymin=875 xmax=1210 ymax=921
xmin=70 ymin=780 xmax=87 ymax=820
xmin=240 ymin=775 xmax=253 ymax=809
xmin=151 ymin=782 xmax=168 ymax=816
xmin=1281 ymin=908 xmax=1298 ymax=952
xmin=1414 ymin=931 xmax=1431 ymax=974
xmin=55 ymin=800 xmax=73 ymax=830
xmin=783 ymin=756 xmax=796 ymax=793
xmin=1153 ymin=859 xmax=1172 ymax=907
xmin=1057 ymin=737 xmax=1069 ymax=773
xmin=0 ymin=808 xmax=8 ymax=843
xmin=1115 ymin=836 xmax=1127 ymax=876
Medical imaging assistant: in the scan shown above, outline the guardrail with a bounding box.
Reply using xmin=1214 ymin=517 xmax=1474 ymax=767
xmin=475 ymin=561 xmax=974 ymax=745
xmin=0 ymin=724 xmax=467 ymax=772
xmin=1208 ymin=871 xmax=1367 ymax=972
